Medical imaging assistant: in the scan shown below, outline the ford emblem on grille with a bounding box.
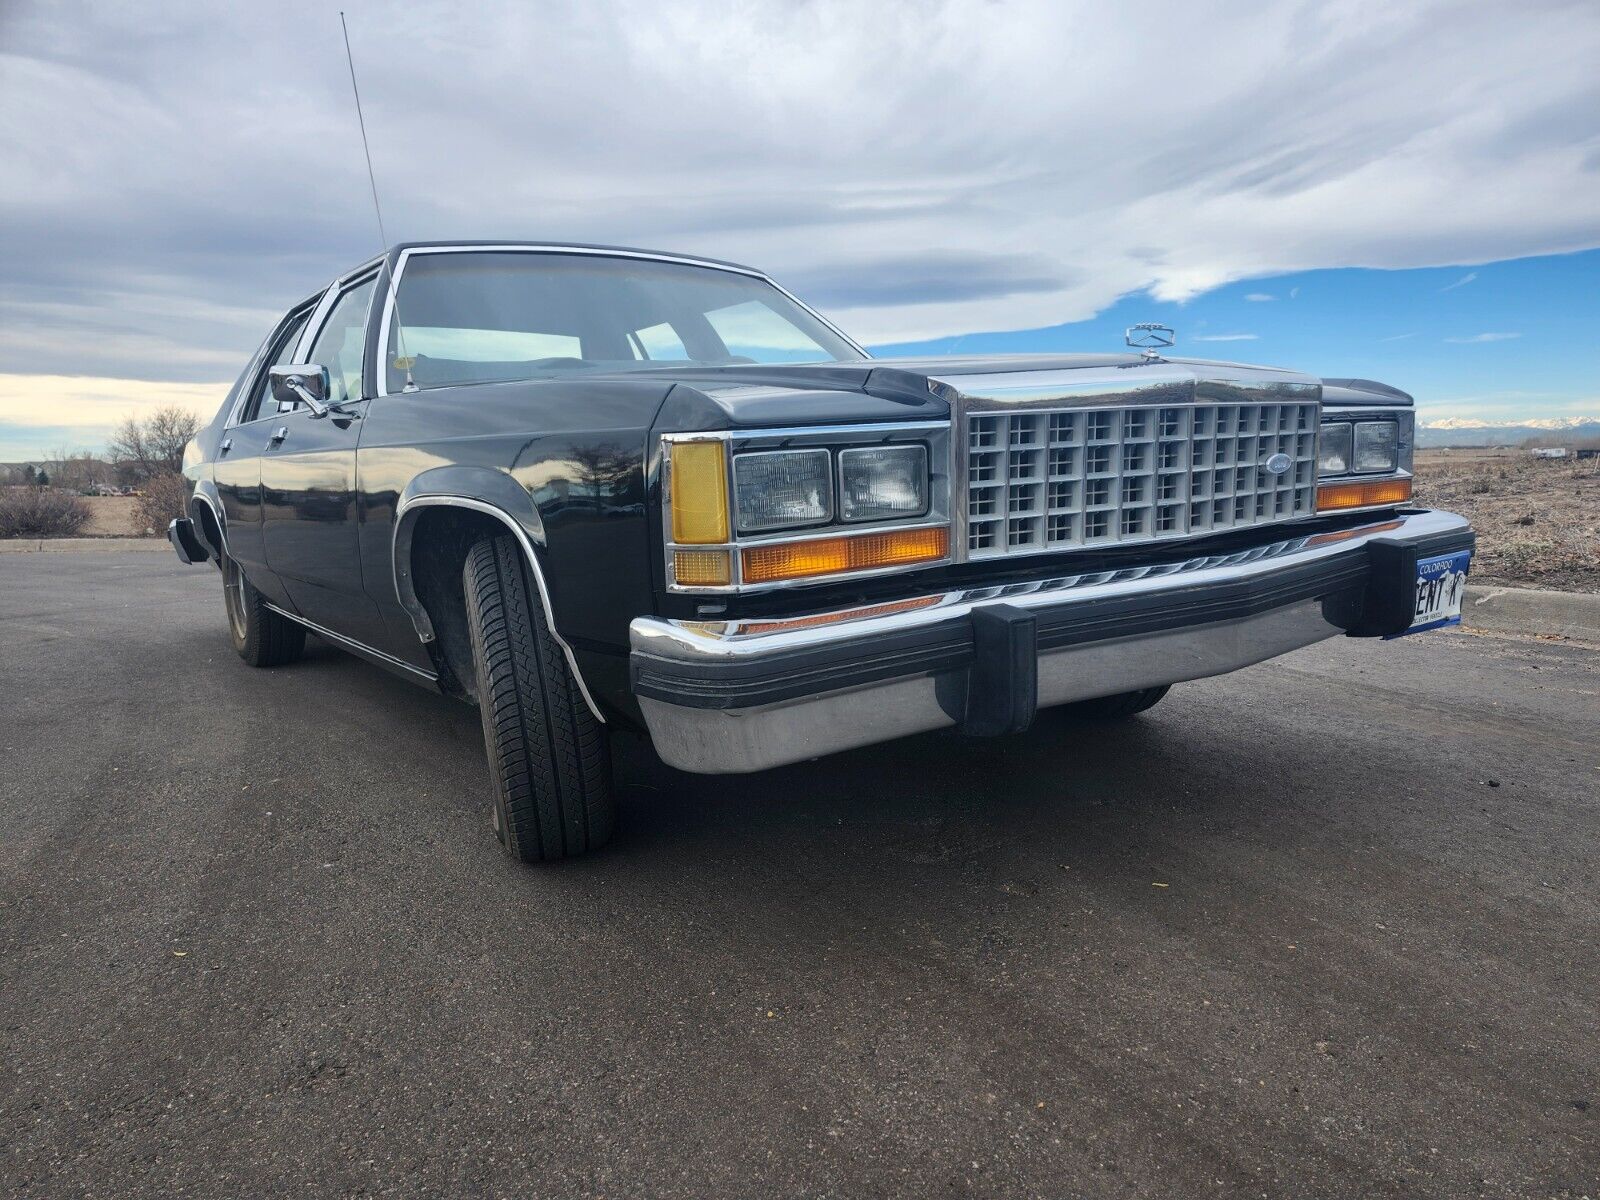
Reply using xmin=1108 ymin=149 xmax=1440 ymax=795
xmin=1264 ymin=452 xmax=1293 ymax=476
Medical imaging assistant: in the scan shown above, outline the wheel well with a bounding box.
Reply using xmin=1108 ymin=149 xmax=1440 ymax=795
xmin=191 ymin=499 xmax=224 ymax=561
xmin=406 ymin=507 xmax=508 ymax=703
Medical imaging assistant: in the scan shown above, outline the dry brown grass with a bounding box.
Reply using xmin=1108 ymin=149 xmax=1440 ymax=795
xmin=1412 ymin=449 xmax=1600 ymax=592
xmin=81 ymin=495 xmax=141 ymax=536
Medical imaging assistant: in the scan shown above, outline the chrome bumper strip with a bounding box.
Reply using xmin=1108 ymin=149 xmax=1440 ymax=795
xmin=629 ymin=509 xmax=1472 ymax=774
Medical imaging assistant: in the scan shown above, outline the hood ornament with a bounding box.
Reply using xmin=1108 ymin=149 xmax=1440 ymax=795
xmin=1125 ymin=323 xmax=1175 ymax=361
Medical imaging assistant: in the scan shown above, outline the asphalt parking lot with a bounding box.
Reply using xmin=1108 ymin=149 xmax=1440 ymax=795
xmin=2 ymin=552 xmax=1596 ymax=1198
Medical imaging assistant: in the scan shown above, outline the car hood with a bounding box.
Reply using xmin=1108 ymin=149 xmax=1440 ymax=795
xmin=648 ymin=353 xmax=1330 ymax=432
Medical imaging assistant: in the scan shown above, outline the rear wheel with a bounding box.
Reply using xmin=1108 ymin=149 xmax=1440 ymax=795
xmin=221 ymin=554 xmax=306 ymax=667
xmin=462 ymin=534 xmax=615 ymax=862
xmin=1054 ymin=685 xmax=1170 ymax=721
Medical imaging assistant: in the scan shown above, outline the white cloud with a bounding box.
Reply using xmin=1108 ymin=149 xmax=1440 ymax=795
xmin=1438 ymin=271 xmax=1479 ymax=291
xmin=1380 ymin=332 xmax=1418 ymax=341
xmin=1444 ymin=332 xmax=1522 ymax=343
xmin=0 ymin=0 xmax=1597 ymax=365
xmin=1193 ymin=333 xmax=1260 ymax=342
xmin=1243 ymin=293 xmax=1276 ymax=301
xmin=0 ymin=374 xmax=222 ymax=457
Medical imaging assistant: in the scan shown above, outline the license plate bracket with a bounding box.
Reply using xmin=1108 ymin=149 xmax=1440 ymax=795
xmin=1389 ymin=549 xmax=1471 ymax=638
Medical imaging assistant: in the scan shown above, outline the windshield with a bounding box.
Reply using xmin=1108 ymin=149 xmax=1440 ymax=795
xmin=384 ymin=251 xmax=864 ymax=392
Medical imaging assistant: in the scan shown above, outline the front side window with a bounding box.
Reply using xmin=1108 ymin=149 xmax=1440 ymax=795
xmin=307 ymin=276 xmax=377 ymax=405
xmin=384 ymin=252 xmax=862 ymax=393
xmin=242 ymin=308 xmax=312 ymax=422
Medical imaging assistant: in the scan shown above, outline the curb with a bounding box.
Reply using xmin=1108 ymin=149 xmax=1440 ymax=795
xmin=1461 ymin=585 xmax=1600 ymax=644
xmin=0 ymin=537 xmax=169 ymax=554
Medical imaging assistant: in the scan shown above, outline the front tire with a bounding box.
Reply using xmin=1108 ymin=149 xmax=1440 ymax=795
xmin=221 ymin=554 xmax=306 ymax=667
xmin=462 ymin=534 xmax=615 ymax=862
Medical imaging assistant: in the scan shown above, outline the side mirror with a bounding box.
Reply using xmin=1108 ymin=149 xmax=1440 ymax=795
xmin=269 ymin=364 xmax=332 ymax=417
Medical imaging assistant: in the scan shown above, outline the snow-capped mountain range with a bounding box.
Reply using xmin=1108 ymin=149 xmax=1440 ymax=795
xmin=1415 ymin=415 xmax=1600 ymax=447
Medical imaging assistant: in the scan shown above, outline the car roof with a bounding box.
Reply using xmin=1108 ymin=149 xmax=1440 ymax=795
xmin=330 ymin=241 xmax=768 ymax=286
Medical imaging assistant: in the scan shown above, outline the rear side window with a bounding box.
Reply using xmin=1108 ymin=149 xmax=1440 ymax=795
xmin=241 ymin=309 xmax=312 ymax=423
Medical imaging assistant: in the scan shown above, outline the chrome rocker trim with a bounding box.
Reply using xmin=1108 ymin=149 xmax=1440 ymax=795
xmin=263 ymin=603 xmax=440 ymax=684
xmin=629 ymin=509 xmax=1473 ymax=773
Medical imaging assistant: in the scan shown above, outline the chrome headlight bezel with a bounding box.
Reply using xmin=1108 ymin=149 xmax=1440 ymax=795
xmin=661 ymin=421 xmax=952 ymax=593
xmin=1318 ymin=411 xmax=1413 ymax=480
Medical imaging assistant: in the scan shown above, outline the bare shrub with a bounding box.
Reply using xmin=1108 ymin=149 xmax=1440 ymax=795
xmin=108 ymin=407 xmax=202 ymax=480
xmin=0 ymin=488 xmax=92 ymax=538
xmin=133 ymin=473 xmax=189 ymax=535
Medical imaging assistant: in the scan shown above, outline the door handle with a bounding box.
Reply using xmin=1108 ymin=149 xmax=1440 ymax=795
xmin=219 ymin=437 xmax=232 ymax=455
xmin=268 ymin=426 xmax=289 ymax=447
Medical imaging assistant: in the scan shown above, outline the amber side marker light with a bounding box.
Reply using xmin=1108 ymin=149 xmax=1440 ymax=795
xmin=672 ymin=548 xmax=733 ymax=587
xmin=1317 ymin=478 xmax=1412 ymax=511
xmin=670 ymin=441 xmax=730 ymax=544
xmin=743 ymin=527 xmax=949 ymax=584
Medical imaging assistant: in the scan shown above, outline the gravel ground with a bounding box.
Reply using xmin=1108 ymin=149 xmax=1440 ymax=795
xmin=2 ymin=553 xmax=1597 ymax=1198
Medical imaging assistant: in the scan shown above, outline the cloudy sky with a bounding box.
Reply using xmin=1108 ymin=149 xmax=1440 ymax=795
xmin=1 ymin=0 xmax=1597 ymax=458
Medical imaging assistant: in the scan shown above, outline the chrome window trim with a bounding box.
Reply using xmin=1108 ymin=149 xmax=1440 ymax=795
xmin=372 ymin=243 xmax=870 ymax=399
xmin=391 ymin=494 xmax=605 ymax=723
xmin=227 ymin=302 xmax=322 ymax=428
xmin=659 ymin=421 xmax=954 ymax=594
xmin=297 ymin=267 xmax=382 ymax=393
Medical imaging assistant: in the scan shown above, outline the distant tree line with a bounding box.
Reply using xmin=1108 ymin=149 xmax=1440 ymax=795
xmin=1 ymin=407 xmax=202 ymax=493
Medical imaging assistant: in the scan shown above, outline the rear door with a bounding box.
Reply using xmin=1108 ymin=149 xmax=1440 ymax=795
xmin=213 ymin=305 xmax=313 ymax=609
xmin=260 ymin=272 xmax=388 ymax=647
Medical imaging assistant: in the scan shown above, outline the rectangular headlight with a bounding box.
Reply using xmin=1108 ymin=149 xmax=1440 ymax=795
xmin=838 ymin=445 xmax=929 ymax=523
xmin=1354 ymin=421 xmax=1399 ymax=473
xmin=1318 ymin=422 xmax=1352 ymax=477
xmin=733 ymin=449 xmax=832 ymax=533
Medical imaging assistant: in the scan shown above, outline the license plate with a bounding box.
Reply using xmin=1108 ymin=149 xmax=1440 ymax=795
xmin=1390 ymin=549 xmax=1471 ymax=637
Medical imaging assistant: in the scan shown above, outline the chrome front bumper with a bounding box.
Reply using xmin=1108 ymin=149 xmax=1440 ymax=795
xmin=629 ymin=509 xmax=1474 ymax=774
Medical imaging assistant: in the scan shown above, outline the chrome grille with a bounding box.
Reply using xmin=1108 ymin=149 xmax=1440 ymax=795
xmin=964 ymin=402 xmax=1319 ymax=559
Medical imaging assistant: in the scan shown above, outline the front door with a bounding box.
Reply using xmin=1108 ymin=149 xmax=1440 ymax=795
xmin=260 ymin=273 xmax=387 ymax=647
xmin=213 ymin=305 xmax=313 ymax=610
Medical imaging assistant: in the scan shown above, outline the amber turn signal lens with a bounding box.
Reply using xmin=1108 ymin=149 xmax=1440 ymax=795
xmin=670 ymin=441 xmax=729 ymax=544
xmin=672 ymin=548 xmax=732 ymax=586
xmin=742 ymin=527 xmax=949 ymax=584
xmin=1317 ymin=478 xmax=1412 ymax=511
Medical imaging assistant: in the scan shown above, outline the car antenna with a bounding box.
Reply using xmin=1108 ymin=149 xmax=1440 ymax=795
xmin=340 ymin=10 xmax=417 ymax=393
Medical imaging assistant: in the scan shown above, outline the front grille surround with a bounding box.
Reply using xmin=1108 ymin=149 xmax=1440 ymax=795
xmin=962 ymin=401 xmax=1320 ymax=560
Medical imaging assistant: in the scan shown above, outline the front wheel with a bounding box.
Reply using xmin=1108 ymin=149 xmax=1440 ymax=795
xmin=462 ymin=534 xmax=615 ymax=862
xmin=221 ymin=554 xmax=306 ymax=667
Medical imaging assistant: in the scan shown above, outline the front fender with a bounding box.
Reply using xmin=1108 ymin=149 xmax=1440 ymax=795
xmin=391 ymin=465 xmax=552 ymax=640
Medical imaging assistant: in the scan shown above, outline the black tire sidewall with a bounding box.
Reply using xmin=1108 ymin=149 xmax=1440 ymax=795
xmin=462 ymin=534 xmax=614 ymax=862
